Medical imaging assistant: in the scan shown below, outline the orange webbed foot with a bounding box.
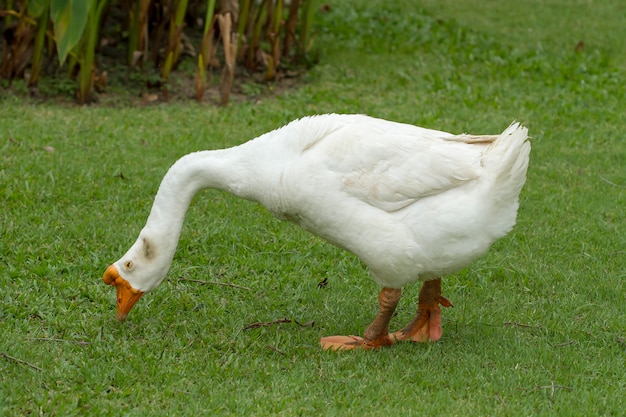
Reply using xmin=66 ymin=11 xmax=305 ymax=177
xmin=320 ymin=288 xmax=401 ymax=351
xmin=393 ymin=279 xmax=452 ymax=343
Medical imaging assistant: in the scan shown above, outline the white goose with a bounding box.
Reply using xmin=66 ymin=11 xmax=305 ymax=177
xmin=102 ymin=114 xmax=530 ymax=350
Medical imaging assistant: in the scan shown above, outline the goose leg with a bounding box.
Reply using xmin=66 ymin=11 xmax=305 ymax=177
xmin=320 ymin=287 xmax=401 ymax=350
xmin=393 ymin=278 xmax=452 ymax=343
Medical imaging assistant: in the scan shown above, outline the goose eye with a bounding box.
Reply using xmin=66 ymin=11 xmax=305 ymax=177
xmin=124 ymin=260 xmax=134 ymax=271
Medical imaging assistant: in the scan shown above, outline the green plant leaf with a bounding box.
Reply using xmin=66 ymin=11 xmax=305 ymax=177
xmin=27 ymin=0 xmax=50 ymax=18
xmin=50 ymin=0 xmax=92 ymax=64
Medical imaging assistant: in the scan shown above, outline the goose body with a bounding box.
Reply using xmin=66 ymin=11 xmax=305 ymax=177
xmin=103 ymin=114 xmax=530 ymax=349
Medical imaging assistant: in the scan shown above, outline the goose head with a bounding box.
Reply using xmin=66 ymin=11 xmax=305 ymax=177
xmin=102 ymin=234 xmax=171 ymax=320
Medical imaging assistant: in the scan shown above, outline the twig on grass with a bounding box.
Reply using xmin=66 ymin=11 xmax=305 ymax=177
xmin=519 ymin=382 xmax=573 ymax=396
xmin=179 ymin=276 xmax=251 ymax=291
xmin=243 ymin=317 xmax=315 ymax=331
xmin=552 ymin=341 xmax=576 ymax=347
xmin=8 ymin=129 xmax=18 ymax=144
xmin=6 ymin=130 xmax=35 ymax=151
xmin=266 ymin=345 xmax=286 ymax=355
xmin=1 ymin=352 xmax=43 ymax=371
xmin=503 ymin=321 xmax=536 ymax=328
xmin=27 ymin=337 xmax=90 ymax=346
xmin=494 ymin=391 xmax=506 ymax=406
xmin=599 ymin=175 xmax=626 ymax=189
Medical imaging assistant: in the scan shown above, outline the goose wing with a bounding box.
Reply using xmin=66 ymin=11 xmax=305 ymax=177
xmin=319 ymin=121 xmax=485 ymax=212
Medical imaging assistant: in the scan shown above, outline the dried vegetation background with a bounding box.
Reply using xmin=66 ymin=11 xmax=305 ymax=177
xmin=0 ymin=0 xmax=317 ymax=105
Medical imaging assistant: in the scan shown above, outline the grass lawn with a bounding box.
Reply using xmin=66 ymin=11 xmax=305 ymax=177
xmin=1 ymin=0 xmax=625 ymax=415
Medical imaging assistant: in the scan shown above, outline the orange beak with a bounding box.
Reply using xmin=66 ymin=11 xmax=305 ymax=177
xmin=102 ymin=264 xmax=144 ymax=321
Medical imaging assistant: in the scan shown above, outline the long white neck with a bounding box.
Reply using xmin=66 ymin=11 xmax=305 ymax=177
xmin=129 ymin=143 xmax=269 ymax=291
xmin=119 ymin=119 xmax=316 ymax=292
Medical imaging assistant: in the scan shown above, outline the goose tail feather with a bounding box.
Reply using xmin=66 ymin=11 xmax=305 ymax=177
xmin=485 ymin=122 xmax=531 ymax=200
xmin=478 ymin=122 xmax=531 ymax=236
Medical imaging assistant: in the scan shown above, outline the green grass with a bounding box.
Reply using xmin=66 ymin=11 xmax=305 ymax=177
xmin=1 ymin=0 xmax=625 ymax=415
